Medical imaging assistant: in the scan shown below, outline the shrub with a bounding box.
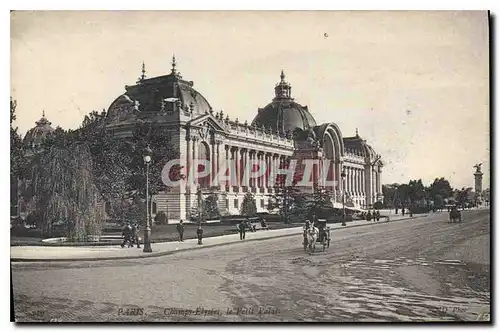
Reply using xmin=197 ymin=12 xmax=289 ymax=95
xmin=154 ymin=211 xmax=168 ymax=225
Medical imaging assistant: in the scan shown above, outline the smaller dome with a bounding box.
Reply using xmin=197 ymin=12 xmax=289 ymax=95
xmin=23 ymin=112 xmax=55 ymax=149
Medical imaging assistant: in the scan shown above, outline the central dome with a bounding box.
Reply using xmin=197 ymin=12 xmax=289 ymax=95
xmin=251 ymin=71 xmax=316 ymax=134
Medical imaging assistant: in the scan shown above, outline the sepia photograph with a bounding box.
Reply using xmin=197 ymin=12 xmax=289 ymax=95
xmin=9 ymin=10 xmax=490 ymax=323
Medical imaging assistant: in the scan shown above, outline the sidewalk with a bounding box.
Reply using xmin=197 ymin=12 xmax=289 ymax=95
xmin=10 ymin=213 xmax=424 ymax=262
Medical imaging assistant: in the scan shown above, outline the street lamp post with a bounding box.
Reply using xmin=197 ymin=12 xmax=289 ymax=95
xmin=341 ymin=168 xmax=346 ymax=226
xmin=197 ymin=188 xmax=203 ymax=226
xmin=143 ymin=145 xmax=153 ymax=253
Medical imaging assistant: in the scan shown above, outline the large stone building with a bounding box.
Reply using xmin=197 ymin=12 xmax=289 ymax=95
xmin=20 ymin=57 xmax=384 ymax=222
xmin=104 ymin=57 xmax=384 ymax=220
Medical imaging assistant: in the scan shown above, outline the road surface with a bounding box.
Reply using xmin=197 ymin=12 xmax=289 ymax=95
xmin=11 ymin=209 xmax=490 ymax=322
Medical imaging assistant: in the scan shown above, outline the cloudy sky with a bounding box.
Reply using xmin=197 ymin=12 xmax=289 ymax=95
xmin=10 ymin=10 xmax=490 ymax=189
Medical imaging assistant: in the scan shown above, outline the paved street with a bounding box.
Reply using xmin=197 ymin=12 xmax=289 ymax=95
xmin=11 ymin=209 xmax=490 ymax=322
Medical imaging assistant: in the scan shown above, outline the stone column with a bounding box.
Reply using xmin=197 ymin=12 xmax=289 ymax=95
xmin=372 ymin=169 xmax=376 ymax=203
xmin=357 ymin=168 xmax=361 ymax=196
xmin=234 ymin=147 xmax=240 ymax=189
xmin=345 ymin=166 xmax=349 ymax=194
xmin=273 ymin=154 xmax=279 ymax=188
xmin=225 ymin=145 xmax=230 ymax=190
xmin=192 ymin=138 xmax=199 ymax=187
xmin=349 ymin=166 xmax=354 ymax=196
xmin=211 ymin=141 xmax=216 ymax=186
xmin=215 ymin=142 xmax=220 ymax=188
xmin=257 ymin=152 xmax=264 ymax=188
xmin=186 ymin=136 xmax=192 ymax=186
xmin=241 ymin=149 xmax=245 ymax=187
xmin=362 ymin=168 xmax=366 ymax=205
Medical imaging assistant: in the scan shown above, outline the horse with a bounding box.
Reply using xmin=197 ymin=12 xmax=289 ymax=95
xmin=449 ymin=208 xmax=462 ymax=223
xmin=306 ymin=226 xmax=319 ymax=254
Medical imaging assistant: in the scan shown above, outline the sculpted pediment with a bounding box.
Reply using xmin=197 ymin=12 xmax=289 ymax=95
xmin=187 ymin=114 xmax=228 ymax=134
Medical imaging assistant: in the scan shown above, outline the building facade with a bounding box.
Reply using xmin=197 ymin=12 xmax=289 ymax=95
xmin=22 ymin=57 xmax=384 ymax=222
xmin=104 ymin=58 xmax=383 ymax=220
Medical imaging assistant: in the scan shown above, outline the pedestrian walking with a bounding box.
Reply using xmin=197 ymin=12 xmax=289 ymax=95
xmin=196 ymin=225 xmax=203 ymax=245
xmin=121 ymin=223 xmax=132 ymax=248
xmin=238 ymin=221 xmax=246 ymax=240
xmin=375 ymin=210 xmax=380 ymax=221
xmin=132 ymin=222 xmax=141 ymax=248
xmin=177 ymin=220 xmax=184 ymax=242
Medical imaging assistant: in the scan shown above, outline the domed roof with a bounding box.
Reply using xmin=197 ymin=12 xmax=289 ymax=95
xmin=251 ymin=71 xmax=316 ymax=134
xmin=107 ymin=56 xmax=212 ymax=119
xmin=23 ymin=112 xmax=55 ymax=148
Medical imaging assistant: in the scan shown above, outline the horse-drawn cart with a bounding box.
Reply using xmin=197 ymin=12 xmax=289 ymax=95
xmin=303 ymin=219 xmax=331 ymax=254
xmin=449 ymin=208 xmax=462 ymax=223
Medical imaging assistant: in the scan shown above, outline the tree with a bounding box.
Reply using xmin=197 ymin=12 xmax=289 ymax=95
xmin=154 ymin=211 xmax=168 ymax=225
xmin=74 ymin=109 xmax=131 ymax=202
xmin=10 ymin=97 xmax=26 ymax=178
xmin=429 ymin=177 xmax=453 ymax=201
xmin=382 ymin=184 xmax=399 ymax=208
xmin=267 ymin=185 xmax=303 ymax=223
xmin=307 ymin=186 xmax=333 ymax=218
xmin=434 ymin=194 xmax=445 ymax=210
xmin=202 ymin=193 xmax=220 ymax=220
xmin=456 ymin=187 xmax=474 ymax=209
xmin=240 ymin=192 xmax=257 ymax=216
xmin=126 ymin=123 xmax=181 ymax=199
xmin=30 ymin=142 xmax=104 ymax=240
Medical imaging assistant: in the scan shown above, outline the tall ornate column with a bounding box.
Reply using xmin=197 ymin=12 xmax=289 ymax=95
xmin=215 ymin=141 xmax=221 ymax=188
xmin=186 ymin=135 xmax=192 ymax=186
xmin=224 ymin=145 xmax=230 ymax=190
xmin=192 ymin=138 xmax=199 ymax=186
xmin=249 ymin=150 xmax=254 ymax=188
xmin=257 ymin=152 xmax=262 ymax=188
xmin=357 ymin=168 xmax=362 ymax=196
xmin=211 ymin=140 xmax=216 ymax=186
xmin=233 ymin=147 xmax=240 ymax=189
xmin=273 ymin=154 xmax=279 ymax=188
xmin=360 ymin=170 xmax=366 ymax=196
xmin=349 ymin=167 xmax=354 ymax=196
xmin=372 ymin=169 xmax=376 ymax=203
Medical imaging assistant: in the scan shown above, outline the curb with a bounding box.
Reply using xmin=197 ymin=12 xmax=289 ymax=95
xmin=10 ymin=215 xmax=424 ymax=263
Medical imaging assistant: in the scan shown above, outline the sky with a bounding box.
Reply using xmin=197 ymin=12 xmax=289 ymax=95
xmin=10 ymin=10 xmax=490 ymax=190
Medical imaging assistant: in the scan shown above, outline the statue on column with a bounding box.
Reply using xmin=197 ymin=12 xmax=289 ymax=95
xmin=474 ymin=163 xmax=482 ymax=173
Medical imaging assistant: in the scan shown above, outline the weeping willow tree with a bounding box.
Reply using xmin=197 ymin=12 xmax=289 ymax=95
xmin=31 ymin=142 xmax=104 ymax=240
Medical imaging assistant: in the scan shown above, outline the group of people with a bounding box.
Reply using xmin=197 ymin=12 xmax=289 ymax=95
xmin=359 ymin=210 xmax=381 ymax=221
xmin=176 ymin=220 xmax=204 ymax=245
xmin=121 ymin=222 xmax=140 ymax=248
xmin=121 ymin=220 xmax=205 ymax=248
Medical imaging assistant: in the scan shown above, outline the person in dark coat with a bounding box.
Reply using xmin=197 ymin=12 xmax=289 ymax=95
xmin=196 ymin=225 xmax=203 ymax=245
xmin=177 ymin=220 xmax=185 ymax=242
xmin=121 ymin=223 xmax=132 ymax=248
xmin=375 ymin=210 xmax=380 ymax=221
xmin=131 ymin=222 xmax=141 ymax=248
xmin=366 ymin=211 xmax=372 ymax=221
xmin=238 ymin=221 xmax=246 ymax=240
